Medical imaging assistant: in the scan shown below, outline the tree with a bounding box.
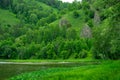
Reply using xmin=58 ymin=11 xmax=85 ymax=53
xmin=73 ymin=10 xmax=80 ymax=18
xmin=78 ymin=49 xmax=88 ymax=58
xmin=37 ymin=18 xmax=47 ymax=26
xmin=66 ymin=28 xmax=77 ymax=39
xmin=47 ymin=13 xmax=57 ymax=23
xmin=0 ymin=0 xmax=12 ymax=9
xmin=93 ymin=0 xmax=120 ymax=59
xmin=29 ymin=13 xmax=38 ymax=24
xmin=0 ymin=40 xmax=17 ymax=59
xmin=46 ymin=43 xmax=57 ymax=59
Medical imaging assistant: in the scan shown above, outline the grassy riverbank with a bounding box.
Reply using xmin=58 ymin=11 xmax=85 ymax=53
xmin=0 ymin=58 xmax=96 ymax=63
xmin=9 ymin=60 xmax=120 ymax=80
xmin=0 ymin=59 xmax=99 ymax=80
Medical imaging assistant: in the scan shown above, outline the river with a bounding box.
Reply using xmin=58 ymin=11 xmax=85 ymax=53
xmin=0 ymin=61 xmax=99 ymax=80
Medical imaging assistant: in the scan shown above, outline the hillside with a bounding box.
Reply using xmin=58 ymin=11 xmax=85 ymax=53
xmin=0 ymin=0 xmax=120 ymax=80
xmin=0 ymin=0 xmax=119 ymax=60
xmin=0 ymin=8 xmax=19 ymax=26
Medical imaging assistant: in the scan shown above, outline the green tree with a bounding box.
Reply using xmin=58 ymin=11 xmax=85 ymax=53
xmin=66 ymin=28 xmax=77 ymax=40
xmin=29 ymin=13 xmax=38 ymax=24
xmin=47 ymin=13 xmax=57 ymax=23
xmin=0 ymin=40 xmax=17 ymax=59
xmin=37 ymin=18 xmax=47 ymax=26
xmin=93 ymin=0 xmax=120 ymax=59
xmin=73 ymin=10 xmax=80 ymax=18
xmin=0 ymin=0 xmax=12 ymax=9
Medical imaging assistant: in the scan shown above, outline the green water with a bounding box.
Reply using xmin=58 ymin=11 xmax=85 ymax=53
xmin=0 ymin=61 xmax=99 ymax=80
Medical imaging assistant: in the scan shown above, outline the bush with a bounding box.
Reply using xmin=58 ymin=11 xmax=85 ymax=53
xmin=78 ymin=49 xmax=88 ymax=58
xmin=60 ymin=50 xmax=69 ymax=59
xmin=73 ymin=10 xmax=80 ymax=18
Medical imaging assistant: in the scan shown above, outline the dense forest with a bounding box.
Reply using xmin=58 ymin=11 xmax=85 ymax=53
xmin=0 ymin=0 xmax=119 ymax=60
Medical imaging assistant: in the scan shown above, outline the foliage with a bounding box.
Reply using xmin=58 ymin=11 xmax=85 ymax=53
xmin=73 ymin=10 xmax=80 ymax=18
xmin=93 ymin=0 xmax=120 ymax=59
xmin=0 ymin=0 xmax=119 ymax=60
xmin=0 ymin=0 xmax=12 ymax=9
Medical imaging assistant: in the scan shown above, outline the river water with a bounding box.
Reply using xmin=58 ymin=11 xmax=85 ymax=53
xmin=0 ymin=61 xmax=99 ymax=80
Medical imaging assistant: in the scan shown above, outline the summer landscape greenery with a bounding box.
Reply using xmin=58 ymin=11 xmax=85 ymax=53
xmin=0 ymin=0 xmax=120 ymax=80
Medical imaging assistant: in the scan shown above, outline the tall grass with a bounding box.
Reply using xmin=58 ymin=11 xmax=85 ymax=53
xmin=9 ymin=60 xmax=120 ymax=80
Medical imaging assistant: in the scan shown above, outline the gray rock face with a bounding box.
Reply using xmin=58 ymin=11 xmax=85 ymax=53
xmin=80 ymin=24 xmax=92 ymax=38
xmin=59 ymin=18 xmax=71 ymax=28
xmin=94 ymin=11 xmax=101 ymax=26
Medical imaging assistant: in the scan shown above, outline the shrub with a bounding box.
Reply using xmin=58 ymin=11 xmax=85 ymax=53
xmin=78 ymin=49 xmax=88 ymax=58
xmin=73 ymin=10 xmax=80 ymax=18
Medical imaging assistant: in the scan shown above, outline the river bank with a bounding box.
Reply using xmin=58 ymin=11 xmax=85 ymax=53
xmin=0 ymin=59 xmax=99 ymax=80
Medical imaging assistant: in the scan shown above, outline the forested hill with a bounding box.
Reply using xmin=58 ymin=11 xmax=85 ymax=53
xmin=0 ymin=0 xmax=119 ymax=60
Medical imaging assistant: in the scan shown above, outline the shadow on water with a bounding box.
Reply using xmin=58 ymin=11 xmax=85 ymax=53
xmin=0 ymin=61 xmax=100 ymax=80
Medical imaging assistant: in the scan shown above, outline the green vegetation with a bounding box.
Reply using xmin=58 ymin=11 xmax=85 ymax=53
xmin=92 ymin=0 xmax=120 ymax=59
xmin=0 ymin=9 xmax=19 ymax=26
xmin=0 ymin=0 xmax=120 ymax=79
xmin=0 ymin=0 xmax=119 ymax=60
xmin=10 ymin=60 xmax=120 ymax=80
xmin=0 ymin=58 xmax=95 ymax=63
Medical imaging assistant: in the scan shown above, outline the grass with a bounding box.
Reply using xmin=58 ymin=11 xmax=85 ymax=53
xmin=9 ymin=60 xmax=120 ymax=80
xmin=65 ymin=11 xmax=84 ymax=26
xmin=50 ymin=9 xmax=86 ymax=35
xmin=0 ymin=58 xmax=96 ymax=63
xmin=0 ymin=9 xmax=19 ymax=26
